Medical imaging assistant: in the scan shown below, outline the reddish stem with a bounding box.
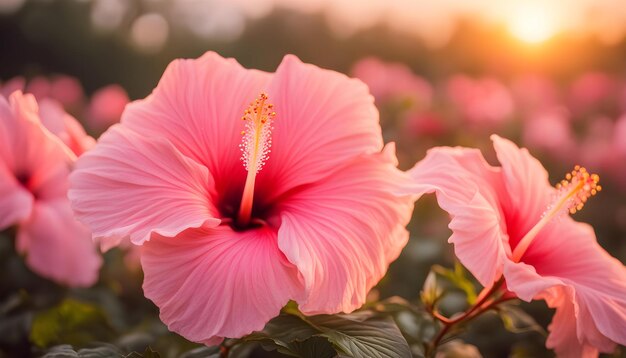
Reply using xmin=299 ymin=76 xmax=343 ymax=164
xmin=428 ymin=278 xmax=506 ymax=356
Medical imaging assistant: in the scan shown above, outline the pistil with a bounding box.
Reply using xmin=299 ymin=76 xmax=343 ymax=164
xmin=512 ymin=166 xmax=600 ymax=262
xmin=237 ymin=93 xmax=275 ymax=227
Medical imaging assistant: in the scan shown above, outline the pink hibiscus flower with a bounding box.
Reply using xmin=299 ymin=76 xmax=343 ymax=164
xmin=522 ymin=106 xmax=575 ymax=161
xmin=0 ymin=91 xmax=101 ymax=286
xmin=69 ymin=52 xmax=415 ymax=344
xmin=404 ymin=135 xmax=626 ymax=357
xmin=87 ymin=84 xmax=130 ymax=133
xmin=351 ymin=57 xmax=433 ymax=106
xmin=569 ymin=72 xmax=617 ymax=116
xmin=0 ymin=77 xmax=26 ymax=99
xmin=25 ymin=75 xmax=85 ymax=110
xmin=0 ymin=77 xmax=94 ymax=156
xmin=446 ymin=75 xmax=514 ymax=125
xmin=511 ymin=74 xmax=560 ymax=113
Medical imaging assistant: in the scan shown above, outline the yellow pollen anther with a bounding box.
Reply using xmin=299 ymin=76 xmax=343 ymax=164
xmin=237 ymin=92 xmax=276 ymax=227
xmin=239 ymin=92 xmax=275 ymax=173
xmin=553 ymin=165 xmax=599 ymax=215
xmin=512 ymin=165 xmax=600 ymax=262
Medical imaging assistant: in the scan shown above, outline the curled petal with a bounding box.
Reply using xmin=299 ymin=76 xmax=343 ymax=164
xmin=403 ymin=146 xmax=508 ymax=286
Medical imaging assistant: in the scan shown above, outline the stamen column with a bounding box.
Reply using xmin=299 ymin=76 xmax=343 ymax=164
xmin=237 ymin=93 xmax=276 ymax=227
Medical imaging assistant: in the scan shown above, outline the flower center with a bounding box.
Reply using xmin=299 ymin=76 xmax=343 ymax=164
xmin=237 ymin=92 xmax=276 ymax=227
xmin=16 ymin=173 xmax=30 ymax=187
xmin=512 ymin=165 xmax=601 ymax=262
xmin=16 ymin=172 xmax=41 ymax=200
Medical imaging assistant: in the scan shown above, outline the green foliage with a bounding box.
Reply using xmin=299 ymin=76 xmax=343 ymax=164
xmin=308 ymin=313 xmax=412 ymax=358
xmin=125 ymin=346 xmax=162 ymax=358
xmin=245 ymin=310 xmax=413 ymax=358
xmin=43 ymin=343 xmax=121 ymax=357
xmin=30 ymin=299 xmax=115 ymax=348
xmin=43 ymin=344 xmax=165 ymax=358
xmin=431 ymin=263 xmax=477 ymax=305
xmin=245 ymin=313 xmax=325 ymax=356
xmin=21 ymin=258 xmax=549 ymax=358
xmin=497 ymin=303 xmax=546 ymax=336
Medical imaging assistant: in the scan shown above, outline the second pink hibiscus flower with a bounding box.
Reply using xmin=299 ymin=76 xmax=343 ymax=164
xmin=404 ymin=135 xmax=626 ymax=357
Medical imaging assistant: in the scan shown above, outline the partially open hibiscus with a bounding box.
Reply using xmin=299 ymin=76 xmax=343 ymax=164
xmin=0 ymin=92 xmax=101 ymax=286
xmin=69 ymin=52 xmax=415 ymax=344
xmin=405 ymin=135 xmax=626 ymax=357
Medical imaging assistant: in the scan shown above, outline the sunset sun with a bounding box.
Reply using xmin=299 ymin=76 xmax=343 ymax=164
xmin=507 ymin=3 xmax=558 ymax=44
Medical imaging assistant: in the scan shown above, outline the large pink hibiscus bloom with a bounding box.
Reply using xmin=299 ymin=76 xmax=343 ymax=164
xmin=69 ymin=52 xmax=415 ymax=344
xmin=0 ymin=92 xmax=101 ymax=286
xmin=404 ymin=135 xmax=626 ymax=357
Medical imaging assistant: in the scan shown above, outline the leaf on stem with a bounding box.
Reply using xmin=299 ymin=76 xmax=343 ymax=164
xmin=244 ymin=310 xmax=413 ymax=358
xmin=432 ymin=263 xmax=478 ymax=305
xmin=497 ymin=303 xmax=546 ymax=336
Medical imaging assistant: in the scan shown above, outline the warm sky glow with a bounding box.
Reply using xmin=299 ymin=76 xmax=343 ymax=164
xmin=506 ymin=3 xmax=559 ymax=44
xmin=71 ymin=0 xmax=626 ymax=47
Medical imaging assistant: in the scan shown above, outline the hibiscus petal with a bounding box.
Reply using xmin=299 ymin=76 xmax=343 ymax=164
xmin=141 ymin=226 xmax=303 ymax=344
xmin=16 ymin=199 xmax=101 ymax=287
xmin=0 ymin=93 xmax=71 ymax=201
xmin=545 ymin=289 xmax=601 ymax=358
xmin=39 ymin=99 xmax=96 ymax=156
xmin=491 ymin=135 xmax=552 ymax=249
xmin=259 ymin=54 xmax=384 ymax=201
xmin=0 ymin=181 xmax=32 ymax=229
xmin=505 ymin=219 xmax=626 ymax=353
xmin=69 ymin=127 xmax=220 ymax=246
xmin=276 ymin=146 xmax=413 ymax=314
xmin=403 ymin=146 xmax=508 ymax=286
xmin=121 ymin=52 xmax=271 ymax=198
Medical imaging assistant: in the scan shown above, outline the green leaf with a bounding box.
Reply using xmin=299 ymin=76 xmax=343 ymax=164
xmin=432 ymin=263 xmax=477 ymax=305
xmin=245 ymin=314 xmax=324 ymax=357
xmin=497 ymin=303 xmax=546 ymax=335
xmin=30 ymin=299 xmax=114 ymax=348
xmin=245 ymin=309 xmax=411 ymax=358
xmin=261 ymin=313 xmax=320 ymax=343
xmin=42 ymin=345 xmax=80 ymax=358
xmin=43 ymin=344 xmax=121 ymax=358
xmin=307 ymin=313 xmax=412 ymax=358
xmin=124 ymin=347 xmax=161 ymax=358
xmin=289 ymin=336 xmax=337 ymax=358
